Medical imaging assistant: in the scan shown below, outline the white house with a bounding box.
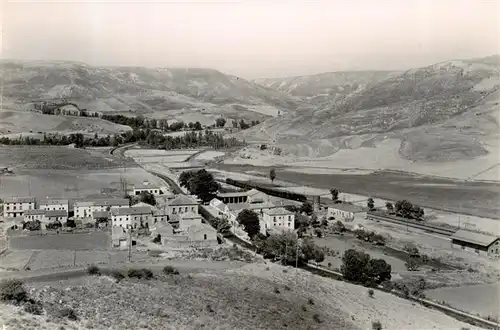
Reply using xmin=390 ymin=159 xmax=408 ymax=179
xmin=327 ymin=203 xmax=364 ymax=221
xmin=261 ymin=207 xmax=295 ymax=233
xmin=3 ymin=197 xmax=36 ymax=218
xmin=74 ymin=198 xmax=129 ymax=219
xmin=23 ymin=209 xmax=45 ymax=222
xmin=167 ymin=195 xmax=199 ymax=215
xmin=209 ymin=198 xmax=226 ymax=216
xmin=179 ymin=211 xmax=203 ymax=231
xmin=111 ymin=206 xmax=153 ymax=229
xmin=39 ymin=199 xmax=69 ymax=214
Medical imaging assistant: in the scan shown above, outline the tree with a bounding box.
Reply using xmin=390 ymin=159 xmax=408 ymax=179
xmin=212 ymin=217 xmax=232 ymax=236
xmin=181 ymin=169 xmax=220 ymax=203
xmin=385 ymin=202 xmax=394 ymax=214
xmin=367 ymin=198 xmax=375 ymax=210
xmin=269 ymin=168 xmax=276 ymax=183
xmin=395 ymin=200 xmax=413 ymax=218
xmin=139 ymin=191 xmax=156 ymax=206
xmin=405 ymin=259 xmax=420 ymax=271
xmin=341 ymin=249 xmax=391 ymax=285
xmin=65 ymin=219 xmax=76 ymax=228
xmin=332 ymin=220 xmax=346 ymax=233
xmin=193 ymin=121 xmax=202 ymax=131
xmin=236 ymin=209 xmax=260 ymax=238
xmin=330 ymin=189 xmax=339 ymax=202
xmin=300 ymin=202 xmax=313 ymax=216
xmin=215 ymin=117 xmax=226 ymax=128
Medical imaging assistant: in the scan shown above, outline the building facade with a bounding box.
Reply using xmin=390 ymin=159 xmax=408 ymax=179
xmin=74 ymin=199 xmax=129 ymax=219
xmin=111 ymin=206 xmax=153 ymax=229
xmin=179 ymin=211 xmax=203 ymax=231
xmin=3 ymin=197 xmax=36 ymax=218
xmin=261 ymin=207 xmax=295 ymax=233
xmin=327 ymin=203 xmax=364 ymax=221
xmin=39 ymin=199 xmax=69 ymax=214
xmin=167 ymin=195 xmax=199 ymax=215
xmin=43 ymin=210 xmax=68 ymax=223
xmin=23 ymin=209 xmax=45 ymax=222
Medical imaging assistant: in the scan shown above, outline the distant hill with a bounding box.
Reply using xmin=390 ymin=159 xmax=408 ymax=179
xmin=0 ymin=60 xmax=302 ymax=126
xmin=234 ymin=56 xmax=500 ymax=179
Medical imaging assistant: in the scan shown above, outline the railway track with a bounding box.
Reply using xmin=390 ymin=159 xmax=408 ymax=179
xmin=366 ymin=212 xmax=457 ymax=236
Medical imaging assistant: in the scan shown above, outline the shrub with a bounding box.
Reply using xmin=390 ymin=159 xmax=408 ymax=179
xmin=128 ymin=268 xmax=144 ymax=279
xmin=372 ymin=321 xmax=382 ymax=330
xmin=0 ymin=279 xmax=27 ymax=303
xmin=274 ymin=287 xmax=281 ymax=294
xmin=140 ymin=268 xmax=153 ymax=279
xmin=405 ymin=259 xmax=420 ymax=271
xmin=24 ymin=300 xmax=44 ymax=315
xmin=368 ymin=289 xmax=374 ymax=298
xmin=162 ymin=265 xmax=180 ymax=275
xmin=110 ymin=270 xmax=125 ymax=282
xmin=57 ymin=307 xmax=78 ymax=321
xmin=87 ymin=264 xmax=100 ymax=276
xmin=284 ymin=285 xmax=291 ymax=291
xmin=308 ymin=298 xmax=315 ymax=305
xmin=313 ymin=314 xmax=322 ymax=323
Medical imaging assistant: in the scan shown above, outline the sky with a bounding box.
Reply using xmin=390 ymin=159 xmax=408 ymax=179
xmin=1 ymin=0 xmax=499 ymax=79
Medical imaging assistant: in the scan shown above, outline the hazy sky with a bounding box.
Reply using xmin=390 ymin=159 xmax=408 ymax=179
xmin=1 ymin=0 xmax=499 ymax=78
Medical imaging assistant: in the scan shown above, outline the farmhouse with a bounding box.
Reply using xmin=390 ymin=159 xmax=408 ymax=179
xmin=327 ymin=203 xmax=365 ymax=221
xmin=3 ymin=197 xmax=36 ymax=218
xmin=179 ymin=211 xmax=203 ymax=231
xmin=132 ymin=182 xmax=166 ymax=196
xmin=187 ymin=223 xmax=218 ymax=246
xmin=74 ymin=198 xmax=129 ymax=219
xmin=43 ymin=210 xmax=68 ymax=223
xmin=39 ymin=198 xmax=69 ymax=214
xmin=261 ymin=207 xmax=295 ymax=233
xmin=451 ymin=230 xmax=500 ymax=258
xmin=23 ymin=209 xmax=45 ymax=222
xmin=111 ymin=206 xmax=153 ymax=229
xmin=167 ymin=195 xmax=199 ymax=215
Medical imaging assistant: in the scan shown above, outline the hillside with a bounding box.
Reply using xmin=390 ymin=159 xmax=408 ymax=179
xmin=255 ymin=70 xmax=399 ymax=104
xmin=0 ymin=263 xmax=481 ymax=330
xmin=234 ymin=56 xmax=500 ymax=180
xmin=0 ymin=60 xmax=302 ymax=126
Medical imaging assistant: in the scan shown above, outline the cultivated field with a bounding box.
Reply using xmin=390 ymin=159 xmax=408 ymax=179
xmin=0 ymin=167 xmax=163 ymax=200
xmin=8 ymin=232 xmax=109 ymax=251
xmin=212 ymin=164 xmax=500 ymax=219
xmin=0 ymin=262 xmax=482 ymax=330
xmin=194 ymin=150 xmax=226 ymax=161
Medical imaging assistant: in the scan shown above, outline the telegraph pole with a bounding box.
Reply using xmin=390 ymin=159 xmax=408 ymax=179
xmin=128 ymin=227 xmax=132 ymax=262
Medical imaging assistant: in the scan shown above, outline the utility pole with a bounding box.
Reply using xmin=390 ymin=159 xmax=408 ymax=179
xmin=128 ymin=227 xmax=132 ymax=262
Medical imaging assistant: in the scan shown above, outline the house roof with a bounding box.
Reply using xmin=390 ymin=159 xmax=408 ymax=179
xmin=451 ymin=230 xmax=499 ymax=247
xmin=4 ymin=197 xmax=35 ymax=204
xmin=23 ymin=209 xmax=46 ymax=216
xmin=187 ymin=223 xmax=216 ymax=234
xmin=39 ymin=199 xmax=69 ymax=206
xmin=180 ymin=211 xmax=202 ymax=219
xmin=134 ymin=184 xmax=162 ymax=190
xmin=328 ymin=203 xmax=364 ymax=213
xmin=93 ymin=211 xmax=110 ymax=218
xmin=217 ymin=188 xmax=265 ymax=198
xmin=151 ymin=221 xmax=174 ymax=234
xmin=263 ymin=207 xmax=294 ymax=216
xmin=112 ymin=206 xmax=153 ymax=216
xmin=112 ymin=226 xmax=128 ymax=239
xmin=246 ymin=189 xmax=262 ymax=197
xmin=75 ymin=198 xmax=129 ymax=207
xmin=44 ymin=210 xmax=68 ymax=217
xmin=210 ymin=198 xmax=224 ymax=208
xmin=132 ymin=202 xmax=156 ymax=210
xmin=168 ymin=194 xmax=198 ymax=206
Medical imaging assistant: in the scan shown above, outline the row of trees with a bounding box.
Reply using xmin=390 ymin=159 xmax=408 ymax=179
xmin=385 ymin=200 xmax=425 ymax=220
xmin=0 ymin=133 xmax=115 ymax=148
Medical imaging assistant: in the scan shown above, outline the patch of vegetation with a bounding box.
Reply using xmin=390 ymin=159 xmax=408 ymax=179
xmin=128 ymin=268 xmax=154 ymax=279
xmin=313 ymin=314 xmax=323 ymax=323
xmin=87 ymin=264 xmax=101 ymax=276
xmin=23 ymin=299 xmax=44 ymax=315
xmin=236 ymin=209 xmax=261 ymax=239
xmin=341 ymin=249 xmax=391 ymax=286
xmin=179 ymin=169 xmax=220 ymax=203
xmin=56 ymin=307 xmax=78 ymax=321
xmin=405 ymin=259 xmax=420 ymax=271
xmin=162 ymin=265 xmax=180 ymax=275
xmin=368 ymin=289 xmax=374 ymax=298
xmin=372 ymin=320 xmax=383 ymax=330
xmin=152 ymin=234 xmax=161 ymax=244
xmin=110 ymin=270 xmax=125 ymax=282
xmin=0 ymin=279 xmax=27 ymax=303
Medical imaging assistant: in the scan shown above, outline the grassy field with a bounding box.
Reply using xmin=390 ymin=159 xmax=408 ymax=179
xmin=8 ymin=232 xmax=110 ymax=251
xmin=0 ymin=262 xmax=483 ymax=330
xmin=213 ymin=164 xmax=500 ymax=219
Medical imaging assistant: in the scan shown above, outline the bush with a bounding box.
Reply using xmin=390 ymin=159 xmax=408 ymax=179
xmin=368 ymin=289 xmax=374 ymax=298
xmin=405 ymin=259 xmax=420 ymax=271
xmin=372 ymin=321 xmax=382 ymax=330
xmin=162 ymin=265 xmax=180 ymax=275
xmin=152 ymin=234 xmax=161 ymax=243
xmin=128 ymin=268 xmax=144 ymax=279
xmin=313 ymin=314 xmax=322 ymax=323
xmin=308 ymin=298 xmax=315 ymax=305
xmin=274 ymin=287 xmax=281 ymax=294
xmin=341 ymin=249 xmax=391 ymax=285
xmin=57 ymin=307 xmax=78 ymax=321
xmin=24 ymin=300 xmax=44 ymax=315
xmin=0 ymin=279 xmax=27 ymax=303
xmin=110 ymin=270 xmax=125 ymax=282
xmin=87 ymin=264 xmax=100 ymax=276
xmin=140 ymin=268 xmax=153 ymax=279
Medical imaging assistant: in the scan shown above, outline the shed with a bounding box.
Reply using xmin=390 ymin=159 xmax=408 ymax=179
xmin=451 ymin=229 xmax=500 ymax=258
xmin=187 ymin=223 xmax=218 ymax=245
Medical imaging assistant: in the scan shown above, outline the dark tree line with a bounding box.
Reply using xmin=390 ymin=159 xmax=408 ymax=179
xmin=0 ymin=128 xmax=245 ymax=150
xmin=385 ymin=200 xmax=425 ymax=220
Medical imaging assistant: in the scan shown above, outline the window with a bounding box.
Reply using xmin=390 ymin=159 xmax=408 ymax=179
xmin=13 ymin=206 xmax=16 ymax=210
xmin=204 ymin=234 xmax=207 ymax=240
xmin=185 ymin=207 xmax=188 ymax=212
